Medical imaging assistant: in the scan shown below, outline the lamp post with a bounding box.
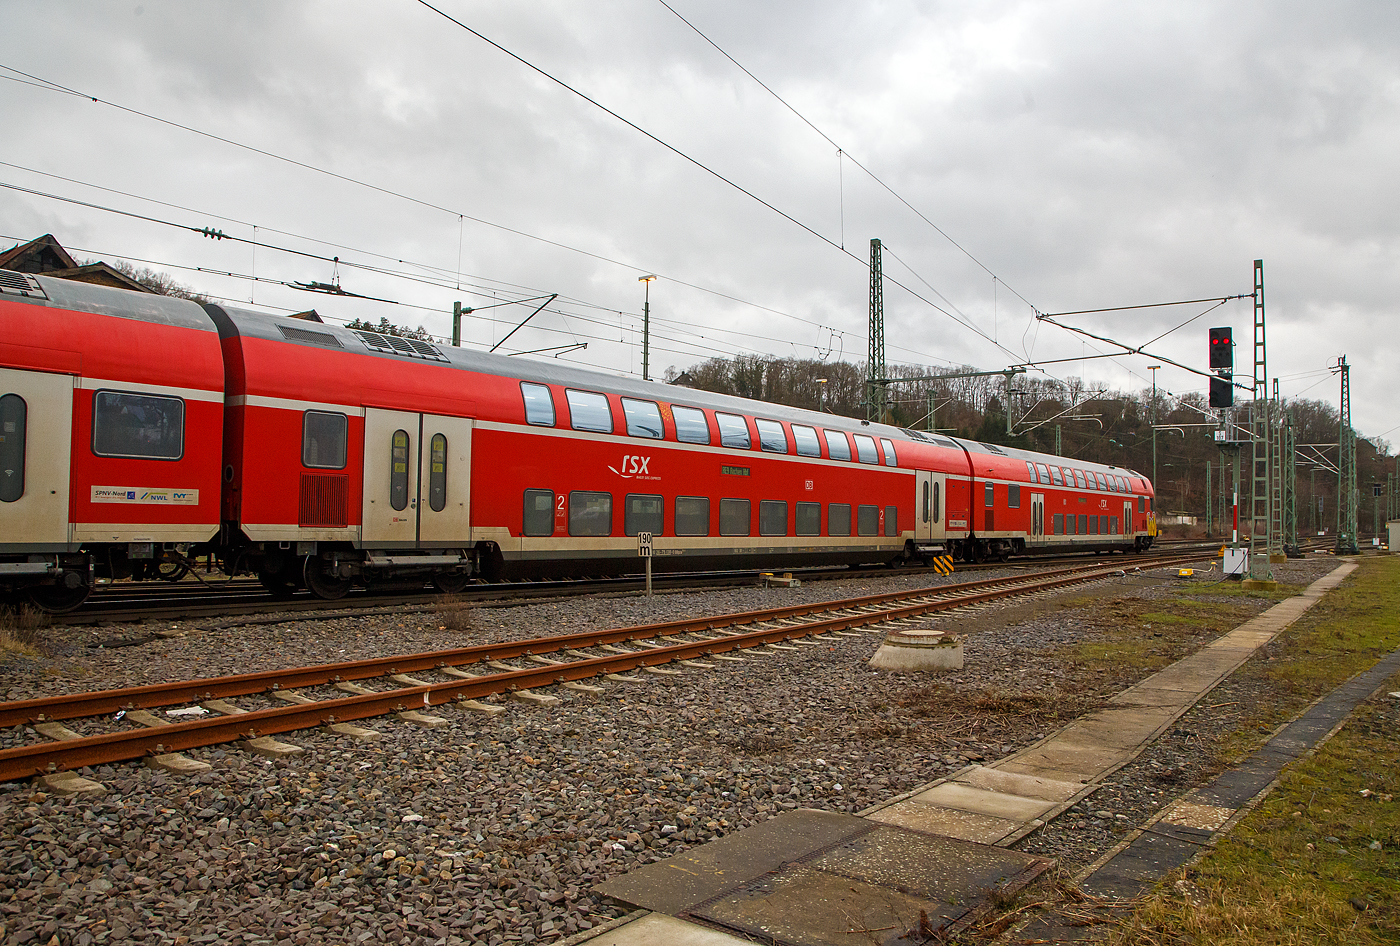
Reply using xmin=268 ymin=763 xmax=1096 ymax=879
xmin=817 ymin=377 xmax=828 ymax=412
xmin=638 ymin=275 xmax=657 ymax=381
xmin=1148 ymin=365 xmax=1161 ymax=487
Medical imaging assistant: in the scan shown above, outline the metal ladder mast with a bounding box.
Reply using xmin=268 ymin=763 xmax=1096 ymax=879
xmin=1249 ymin=260 xmax=1273 ymax=579
xmin=867 ymin=238 xmax=887 ymax=424
xmin=1269 ymin=378 xmax=1285 ymax=554
xmin=1281 ymin=405 xmax=1298 ymax=555
xmin=1336 ymin=356 xmax=1358 ymax=553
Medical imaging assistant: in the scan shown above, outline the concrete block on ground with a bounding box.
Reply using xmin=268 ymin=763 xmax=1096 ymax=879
xmin=455 ymin=699 xmax=506 ymax=716
xmin=868 ymin=628 xmax=964 ymax=671
xmin=146 ymin=753 xmax=213 ymax=775
xmin=560 ymin=680 xmax=606 ymax=694
xmin=36 ymin=771 xmax=106 ymax=796
xmin=242 ymin=736 xmax=304 ymax=758
xmin=510 ymin=689 xmax=561 ymax=706
xmin=396 ymin=709 xmax=449 ymax=728
xmin=33 ymin=721 xmax=84 ymax=742
xmin=326 ymin=722 xmax=382 ymax=741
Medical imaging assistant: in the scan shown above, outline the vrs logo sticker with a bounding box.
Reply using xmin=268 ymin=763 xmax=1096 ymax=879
xmin=91 ymin=487 xmax=200 ymax=505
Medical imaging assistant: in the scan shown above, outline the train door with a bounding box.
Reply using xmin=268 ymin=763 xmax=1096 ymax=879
xmin=416 ymin=415 xmax=472 ymax=547
xmin=1030 ymin=493 xmax=1045 ymax=544
xmin=0 ymin=367 xmax=72 ymax=549
xmin=914 ymin=470 xmax=946 ymax=543
xmin=362 ymin=408 xmax=472 ymax=547
xmin=1123 ymin=501 xmax=1135 ymax=537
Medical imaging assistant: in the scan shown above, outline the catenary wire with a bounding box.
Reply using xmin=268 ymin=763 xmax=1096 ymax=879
xmin=655 ymin=0 xmax=1039 ymax=313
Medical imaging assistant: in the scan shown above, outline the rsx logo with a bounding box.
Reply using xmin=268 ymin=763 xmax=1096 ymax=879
xmin=608 ymin=455 xmax=652 ymax=478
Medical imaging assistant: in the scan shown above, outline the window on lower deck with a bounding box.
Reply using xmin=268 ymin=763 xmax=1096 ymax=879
xmin=94 ymin=391 xmax=185 ymax=461
xmin=856 ymin=504 xmax=879 ymax=536
xmin=719 ymin=498 xmax=751 ymax=536
xmin=302 ymin=410 xmax=348 ymax=470
xmin=796 ymin=502 xmax=820 ymax=536
xmin=675 ymin=496 xmax=709 ymax=536
xmin=523 ymin=489 xmax=554 ymax=536
xmin=624 ymin=493 xmax=663 ymax=535
xmin=569 ymin=490 xmax=612 ymax=536
xmin=758 ymin=500 xmax=787 ymax=536
xmin=0 ymin=394 xmax=26 ymax=502
xmin=828 ymin=502 xmax=851 ymax=536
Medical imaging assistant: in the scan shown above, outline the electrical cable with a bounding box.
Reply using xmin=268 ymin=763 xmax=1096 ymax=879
xmin=408 ymin=4 xmax=1032 ymax=368
xmin=655 ymin=0 xmax=1040 ymax=313
xmin=0 ymin=64 xmax=846 ymax=338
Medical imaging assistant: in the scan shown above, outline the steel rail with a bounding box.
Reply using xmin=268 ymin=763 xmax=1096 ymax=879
xmin=0 ymin=555 xmax=1213 ymax=781
xmin=56 ymin=545 xmax=1218 ymax=625
xmin=0 ymin=561 xmax=1134 ymax=728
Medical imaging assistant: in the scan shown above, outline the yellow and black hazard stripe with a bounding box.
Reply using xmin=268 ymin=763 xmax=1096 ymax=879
xmin=927 ymin=554 xmax=954 ymax=575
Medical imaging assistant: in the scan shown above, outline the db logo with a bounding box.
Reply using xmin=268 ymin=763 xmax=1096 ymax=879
xmin=805 ymin=480 xmax=814 ymax=491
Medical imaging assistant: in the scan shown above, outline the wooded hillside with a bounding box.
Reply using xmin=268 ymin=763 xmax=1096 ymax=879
xmin=664 ymin=354 xmax=1395 ymax=535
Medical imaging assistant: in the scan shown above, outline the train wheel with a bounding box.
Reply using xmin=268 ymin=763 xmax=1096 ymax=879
xmin=303 ymin=559 xmax=352 ymax=600
xmin=258 ymin=571 xmax=300 ymax=599
xmin=28 ymin=582 xmax=91 ymax=614
xmin=432 ymin=572 xmax=471 ymax=594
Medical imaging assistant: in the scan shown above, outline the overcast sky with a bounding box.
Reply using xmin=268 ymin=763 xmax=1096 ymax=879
xmin=3 ymin=1 xmax=1396 ymax=444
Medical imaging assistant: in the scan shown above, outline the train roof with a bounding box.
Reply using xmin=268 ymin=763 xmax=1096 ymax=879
xmin=208 ymin=303 xmax=918 ymax=441
xmin=15 ymin=271 xmax=219 ymax=332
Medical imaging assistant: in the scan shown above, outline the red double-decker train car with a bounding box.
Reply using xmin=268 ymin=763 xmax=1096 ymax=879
xmin=0 ymin=270 xmax=225 ymax=610
xmin=1 ymin=270 xmax=1156 ymax=609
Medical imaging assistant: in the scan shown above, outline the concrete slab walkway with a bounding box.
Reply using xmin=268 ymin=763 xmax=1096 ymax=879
xmin=572 ymin=561 xmax=1359 ymax=945
xmin=861 ymin=562 xmax=1356 ymax=845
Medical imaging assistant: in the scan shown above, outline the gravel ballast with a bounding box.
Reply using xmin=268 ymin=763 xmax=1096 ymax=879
xmin=0 ymin=556 xmax=1343 ymax=944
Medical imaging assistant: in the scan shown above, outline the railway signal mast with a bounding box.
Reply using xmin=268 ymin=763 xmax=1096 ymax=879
xmin=1209 ymin=325 xmax=1244 ymax=563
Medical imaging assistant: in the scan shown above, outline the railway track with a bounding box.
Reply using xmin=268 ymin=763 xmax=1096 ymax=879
xmin=0 ymin=551 xmax=1213 ymax=783
xmin=55 ymin=541 xmax=1230 ymax=626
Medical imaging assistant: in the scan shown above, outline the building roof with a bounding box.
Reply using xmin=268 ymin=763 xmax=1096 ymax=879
xmin=0 ymin=234 xmax=154 ymax=292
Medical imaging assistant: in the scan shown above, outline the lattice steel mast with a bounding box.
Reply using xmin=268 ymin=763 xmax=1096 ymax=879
xmin=1249 ymin=260 xmax=1273 ymax=580
xmin=867 ymin=238 xmax=887 ymax=423
xmin=1336 ymin=356 xmax=1358 ymax=554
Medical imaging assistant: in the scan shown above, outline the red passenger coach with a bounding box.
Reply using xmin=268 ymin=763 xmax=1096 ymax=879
xmin=208 ymin=306 xmax=926 ymax=596
xmin=2 ymin=271 xmax=1157 ymax=610
xmin=0 ymin=271 xmax=224 ymax=609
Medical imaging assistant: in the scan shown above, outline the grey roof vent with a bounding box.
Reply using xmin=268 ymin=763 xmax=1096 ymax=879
xmin=279 ymin=324 xmax=343 ymax=348
xmin=0 ymin=269 xmax=47 ymax=299
xmin=353 ymin=330 xmax=448 ymax=362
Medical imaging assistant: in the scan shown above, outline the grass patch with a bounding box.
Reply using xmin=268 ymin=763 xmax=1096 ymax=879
xmin=1178 ymin=580 xmax=1304 ymax=601
xmin=0 ymin=605 xmax=48 ymax=657
xmin=1214 ymin=556 xmax=1400 ymax=761
xmin=1111 ymin=672 xmax=1400 ymax=945
xmin=1106 ymin=557 xmax=1400 ymax=944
